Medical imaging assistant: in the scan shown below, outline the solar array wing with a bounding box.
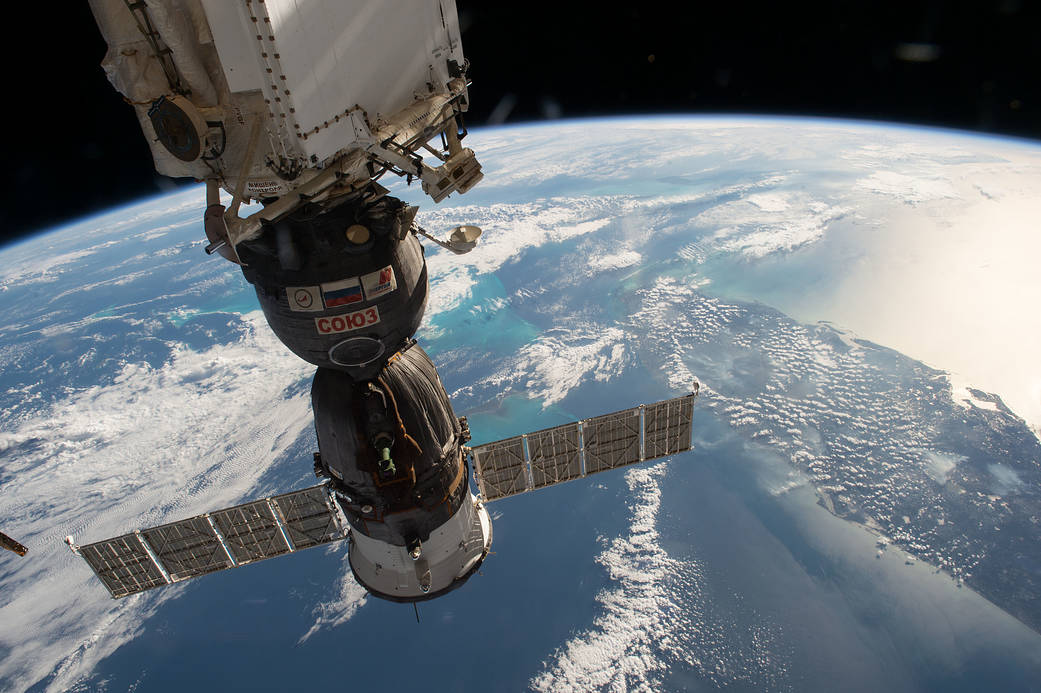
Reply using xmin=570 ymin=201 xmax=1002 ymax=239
xmin=142 ymin=517 xmax=231 ymax=582
xmin=583 ymin=407 xmax=642 ymax=476
xmin=471 ymin=436 xmax=527 ymax=501
xmin=644 ymin=396 xmax=694 ymax=459
xmin=211 ymin=500 xmax=290 ymax=564
xmin=528 ymin=422 xmax=582 ymax=490
xmin=274 ymin=485 xmax=345 ymax=549
xmin=78 ymin=534 xmax=168 ymax=599
xmin=470 ymin=392 xmax=696 ymax=503
xmin=76 ymin=484 xmax=346 ymax=599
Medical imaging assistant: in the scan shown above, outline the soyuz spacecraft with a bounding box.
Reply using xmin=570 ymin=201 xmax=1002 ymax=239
xmin=70 ymin=0 xmax=697 ymax=604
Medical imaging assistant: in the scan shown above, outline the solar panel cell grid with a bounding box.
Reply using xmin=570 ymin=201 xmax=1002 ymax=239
xmin=528 ymin=422 xmax=581 ymax=489
xmin=80 ymin=534 xmax=168 ymax=598
xmin=142 ymin=517 xmax=231 ymax=581
xmin=644 ymin=396 xmax=694 ymax=459
xmin=473 ymin=436 xmax=527 ymax=501
xmin=211 ymin=500 xmax=290 ymax=564
xmin=583 ymin=407 xmax=641 ymax=475
xmin=76 ymin=484 xmax=346 ymax=598
xmin=272 ymin=486 xmax=343 ymax=549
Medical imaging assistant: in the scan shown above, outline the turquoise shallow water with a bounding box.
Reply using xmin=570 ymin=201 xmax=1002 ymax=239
xmin=166 ymin=290 xmax=260 ymax=327
xmin=463 ymin=393 xmax=575 ymax=445
xmin=424 ymin=271 xmax=539 ymax=354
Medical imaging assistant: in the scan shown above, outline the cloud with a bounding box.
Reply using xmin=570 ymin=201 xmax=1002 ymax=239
xmin=297 ymin=549 xmax=368 ymax=644
xmin=854 ymin=171 xmax=958 ymax=204
xmin=588 ymin=250 xmax=641 ymax=273
xmin=531 ymin=463 xmax=790 ymax=691
xmin=0 ymin=312 xmax=315 ymax=691
xmin=695 ymin=191 xmax=849 ymax=259
xmin=530 ymin=464 xmax=673 ymax=692
xmin=0 ymin=246 xmax=111 ymax=287
xmin=988 ymin=464 xmax=1023 ymax=496
xmin=459 ymin=324 xmax=629 ymax=408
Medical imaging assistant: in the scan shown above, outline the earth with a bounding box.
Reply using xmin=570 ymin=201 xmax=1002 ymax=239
xmin=1 ymin=117 xmax=1040 ymax=692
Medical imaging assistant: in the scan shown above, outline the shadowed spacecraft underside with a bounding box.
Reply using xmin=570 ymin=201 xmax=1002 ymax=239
xmin=70 ymin=0 xmax=697 ymax=604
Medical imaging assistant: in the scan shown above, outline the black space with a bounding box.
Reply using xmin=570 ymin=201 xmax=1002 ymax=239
xmin=3 ymin=1 xmax=1038 ymax=247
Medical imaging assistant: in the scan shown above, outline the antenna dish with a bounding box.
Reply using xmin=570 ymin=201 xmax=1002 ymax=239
xmin=447 ymin=225 xmax=482 ymax=253
xmin=412 ymin=224 xmax=483 ymax=254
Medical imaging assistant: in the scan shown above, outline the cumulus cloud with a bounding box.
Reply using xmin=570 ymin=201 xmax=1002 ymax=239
xmin=531 ymin=464 xmax=674 ymax=692
xmin=695 ymin=191 xmax=849 ymax=259
xmin=854 ymin=170 xmax=958 ymax=203
xmin=460 ymin=324 xmax=629 ymax=408
xmin=297 ymin=549 xmax=368 ymax=644
xmin=588 ymin=250 xmax=642 ymax=273
xmin=531 ymin=463 xmax=790 ymax=691
xmin=0 ymin=312 xmax=315 ymax=691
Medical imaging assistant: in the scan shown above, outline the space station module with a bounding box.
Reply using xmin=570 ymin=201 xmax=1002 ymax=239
xmin=89 ymin=0 xmax=490 ymax=601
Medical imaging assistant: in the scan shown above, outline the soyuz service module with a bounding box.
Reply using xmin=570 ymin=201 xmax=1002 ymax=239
xmin=71 ymin=0 xmax=697 ymax=604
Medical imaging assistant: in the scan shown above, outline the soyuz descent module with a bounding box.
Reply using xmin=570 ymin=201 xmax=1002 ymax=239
xmin=70 ymin=0 xmax=696 ymax=603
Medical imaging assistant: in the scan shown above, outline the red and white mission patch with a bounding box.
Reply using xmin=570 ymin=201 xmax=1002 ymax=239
xmin=361 ymin=265 xmax=396 ymax=299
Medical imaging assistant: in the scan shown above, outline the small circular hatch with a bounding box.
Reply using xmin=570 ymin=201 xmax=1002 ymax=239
xmin=328 ymin=336 xmax=385 ymax=367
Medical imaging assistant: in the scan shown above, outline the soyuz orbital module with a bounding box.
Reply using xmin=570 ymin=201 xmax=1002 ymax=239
xmin=72 ymin=0 xmax=696 ymax=604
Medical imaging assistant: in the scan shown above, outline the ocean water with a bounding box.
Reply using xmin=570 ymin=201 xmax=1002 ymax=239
xmin=15 ymin=121 xmax=1041 ymax=691
xmin=40 ymin=404 xmax=1041 ymax=693
xmin=657 ymin=412 xmax=1041 ymax=691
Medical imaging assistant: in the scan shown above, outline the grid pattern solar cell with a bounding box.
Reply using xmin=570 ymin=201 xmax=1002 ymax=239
xmin=141 ymin=517 xmax=231 ymax=581
xmin=472 ymin=436 xmax=527 ymax=501
xmin=528 ymin=422 xmax=581 ymax=489
xmin=583 ymin=407 xmax=641 ymax=475
xmin=80 ymin=534 xmax=168 ymax=598
xmin=211 ymin=500 xmax=291 ymax=564
xmin=644 ymin=395 xmax=694 ymax=460
xmin=271 ymin=486 xmax=343 ymax=549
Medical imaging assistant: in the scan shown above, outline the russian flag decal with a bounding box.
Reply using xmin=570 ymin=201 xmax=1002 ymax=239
xmin=321 ymin=277 xmax=364 ymax=308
